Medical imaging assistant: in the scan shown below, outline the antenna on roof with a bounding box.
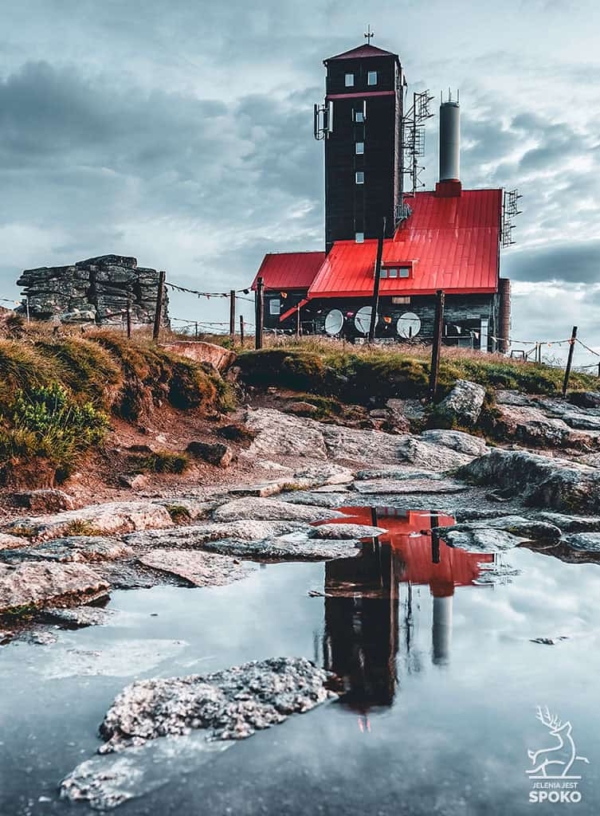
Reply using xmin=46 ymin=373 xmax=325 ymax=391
xmin=364 ymin=24 xmax=374 ymax=43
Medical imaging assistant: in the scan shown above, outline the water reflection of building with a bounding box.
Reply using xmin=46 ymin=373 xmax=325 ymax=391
xmin=322 ymin=508 xmax=495 ymax=711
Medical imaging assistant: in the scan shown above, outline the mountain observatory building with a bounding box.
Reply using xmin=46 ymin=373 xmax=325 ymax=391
xmin=252 ymin=40 xmax=516 ymax=350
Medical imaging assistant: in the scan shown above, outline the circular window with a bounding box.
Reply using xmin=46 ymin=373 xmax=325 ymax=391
xmin=354 ymin=306 xmax=377 ymax=334
xmin=324 ymin=309 xmax=344 ymax=336
xmin=397 ymin=312 xmax=421 ymax=339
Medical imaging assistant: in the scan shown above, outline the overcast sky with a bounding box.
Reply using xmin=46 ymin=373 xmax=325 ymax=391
xmin=2 ymin=0 xmax=600 ymax=363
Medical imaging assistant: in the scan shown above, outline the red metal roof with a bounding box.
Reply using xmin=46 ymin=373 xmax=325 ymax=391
xmin=324 ymin=44 xmax=398 ymax=63
xmin=252 ymin=251 xmax=325 ymax=292
xmin=307 ymin=188 xmax=503 ymax=298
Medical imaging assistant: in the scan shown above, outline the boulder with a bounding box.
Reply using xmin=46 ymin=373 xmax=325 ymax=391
xmin=457 ymin=449 xmax=600 ymax=513
xmin=284 ymin=401 xmax=319 ymax=417
xmin=436 ymin=516 xmax=561 ymax=541
xmin=160 ymin=341 xmax=235 ymax=373
xmin=568 ymin=391 xmax=600 ymax=409
xmin=561 ymin=533 xmax=600 ymax=552
xmin=1 ymin=501 xmax=173 ymax=543
xmin=435 ymin=380 xmax=486 ymax=427
xmin=420 ymin=429 xmax=489 ymax=457
xmin=97 ymin=657 xmax=334 ymax=753
xmin=12 ymin=489 xmax=76 ymax=513
xmin=0 ymin=532 xmax=30 ymax=551
xmin=201 ymin=532 xmax=362 ymax=561
xmin=443 ymin=528 xmax=527 ymax=552
xmin=125 ymin=520 xmax=309 ymax=549
xmin=118 ymin=474 xmax=149 ymax=490
xmin=44 ymin=605 xmax=113 ymax=627
xmin=186 ymin=441 xmax=233 ymax=468
xmin=309 ymin=523 xmax=386 ymax=540
xmin=495 ymin=390 xmax=533 ymax=406
xmin=494 ymin=404 xmax=583 ymax=448
xmin=0 ymin=536 xmax=132 ymax=564
xmin=212 ymin=497 xmax=345 ymax=523
xmin=0 ymin=562 xmax=109 ymax=615
xmin=137 ymin=550 xmax=256 ymax=587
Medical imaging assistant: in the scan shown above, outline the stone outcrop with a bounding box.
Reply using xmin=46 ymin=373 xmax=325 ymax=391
xmin=494 ymin=404 xmax=585 ymax=448
xmin=435 ymin=379 xmax=486 ymax=427
xmin=159 ymin=341 xmax=235 ymax=373
xmin=17 ymin=255 xmax=169 ymax=327
xmin=98 ymin=657 xmax=334 ymax=752
xmin=12 ymin=489 xmax=76 ymax=513
xmin=0 ymin=536 xmax=133 ymax=564
xmin=457 ymin=449 xmax=600 ymax=513
xmin=137 ymin=550 xmax=256 ymax=587
xmin=186 ymin=441 xmax=233 ymax=468
xmin=0 ymin=562 xmax=109 ymax=615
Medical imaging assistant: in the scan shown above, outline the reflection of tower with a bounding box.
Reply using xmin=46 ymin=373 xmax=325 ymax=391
xmin=432 ymin=595 xmax=453 ymax=666
xmin=323 ymin=540 xmax=399 ymax=710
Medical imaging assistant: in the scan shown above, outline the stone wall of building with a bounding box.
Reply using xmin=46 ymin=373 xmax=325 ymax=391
xmin=17 ymin=255 xmax=169 ymax=327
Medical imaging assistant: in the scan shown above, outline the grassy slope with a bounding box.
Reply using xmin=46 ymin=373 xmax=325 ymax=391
xmin=0 ymin=321 xmax=233 ymax=484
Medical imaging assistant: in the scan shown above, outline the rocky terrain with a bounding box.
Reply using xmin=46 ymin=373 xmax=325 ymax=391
xmin=16 ymin=254 xmax=169 ymax=326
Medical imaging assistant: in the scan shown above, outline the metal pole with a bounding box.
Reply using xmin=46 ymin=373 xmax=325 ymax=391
xmin=126 ymin=300 xmax=132 ymax=339
xmin=153 ymin=270 xmax=166 ymax=342
xmin=255 ymin=276 xmax=264 ymax=350
xmin=229 ymin=290 xmax=236 ymax=341
xmin=195 ymin=321 xmax=198 ymax=338
xmin=368 ymin=217 xmax=386 ymax=342
xmin=239 ymin=315 xmax=245 ymax=347
xmin=429 ymin=289 xmax=445 ymax=401
xmin=562 ymin=326 xmax=577 ymax=397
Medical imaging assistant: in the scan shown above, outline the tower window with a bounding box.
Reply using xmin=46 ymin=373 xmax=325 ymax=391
xmin=367 ymin=71 xmax=378 ymax=86
xmin=355 ymin=171 xmax=364 ymax=184
xmin=355 ymin=232 xmax=364 ymax=243
xmin=345 ymin=73 xmax=355 ymax=87
xmin=355 ymin=142 xmax=364 ymax=155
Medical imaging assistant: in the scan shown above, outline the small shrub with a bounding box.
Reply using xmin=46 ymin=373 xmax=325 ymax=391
xmin=63 ymin=520 xmax=104 ymax=537
xmin=0 ymin=383 xmax=109 ymax=479
xmin=133 ymin=450 xmax=190 ymax=474
xmin=166 ymin=504 xmax=192 ymax=523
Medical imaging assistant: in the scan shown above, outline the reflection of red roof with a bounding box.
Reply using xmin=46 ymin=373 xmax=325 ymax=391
xmin=324 ymin=44 xmax=399 ymax=63
xmin=308 ymin=189 xmax=502 ymax=298
xmin=323 ymin=507 xmax=494 ymax=597
xmin=251 ymin=252 xmax=325 ymax=292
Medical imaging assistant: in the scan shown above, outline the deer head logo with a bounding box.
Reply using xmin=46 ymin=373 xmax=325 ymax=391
xmin=526 ymin=706 xmax=589 ymax=779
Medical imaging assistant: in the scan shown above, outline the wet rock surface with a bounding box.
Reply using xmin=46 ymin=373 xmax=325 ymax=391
xmin=212 ymin=497 xmax=345 ymax=523
xmin=201 ymin=533 xmax=362 ymax=561
xmin=444 ymin=528 xmax=528 ymax=552
xmin=1 ymin=501 xmax=173 ymax=542
xmin=138 ymin=550 xmax=257 ymax=586
xmin=0 ymin=562 xmax=109 ymax=615
xmin=436 ymin=516 xmax=562 ymax=542
xmin=0 ymin=536 xmax=133 ymax=564
xmin=97 ymin=656 xmax=335 ymax=752
xmin=43 ymin=605 xmax=113 ymax=627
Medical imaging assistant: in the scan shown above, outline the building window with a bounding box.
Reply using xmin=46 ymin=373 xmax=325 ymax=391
xmin=345 ymin=73 xmax=354 ymax=87
xmin=353 ymin=108 xmax=365 ymax=123
xmin=355 ymin=171 xmax=364 ymax=184
xmin=355 ymin=141 xmax=364 ymax=155
xmin=392 ymin=296 xmax=411 ymax=304
xmin=269 ymin=298 xmax=281 ymax=316
xmin=399 ymin=267 xmax=410 ymax=278
xmin=367 ymin=71 xmax=378 ymax=85
xmin=380 ymin=268 xmax=388 ymax=278
xmin=388 ymin=268 xmax=398 ymax=278
xmin=355 ymin=232 xmax=364 ymax=243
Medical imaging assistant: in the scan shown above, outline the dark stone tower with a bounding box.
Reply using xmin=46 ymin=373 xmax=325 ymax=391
xmin=316 ymin=44 xmax=404 ymax=253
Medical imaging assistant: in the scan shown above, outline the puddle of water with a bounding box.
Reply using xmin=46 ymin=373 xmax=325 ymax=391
xmin=1 ymin=506 xmax=600 ymax=815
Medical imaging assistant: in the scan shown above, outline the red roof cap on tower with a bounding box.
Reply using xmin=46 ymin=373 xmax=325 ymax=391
xmin=324 ymin=43 xmax=399 ymax=64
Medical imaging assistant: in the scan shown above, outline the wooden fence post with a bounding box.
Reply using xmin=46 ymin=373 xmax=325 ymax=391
xmin=126 ymin=300 xmax=132 ymax=339
xmin=296 ymin=305 xmax=301 ymax=339
xmin=239 ymin=315 xmax=245 ymax=347
xmin=153 ymin=270 xmax=166 ymax=342
xmin=255 ymin=276 xmax=264 ymax=350
xmin=562 ymin=326 xmax=577 ymax=396
xmin=368 ymin=217 xmax=386 ymax=342
xmin=428 ymin=289 xmax=445 ymax=402
xmin=229 ymin=290 xmax=236 ymax=341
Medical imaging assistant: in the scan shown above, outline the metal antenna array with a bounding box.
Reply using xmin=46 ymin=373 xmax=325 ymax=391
xmin=402 ymin=90 xmax=435 ymax=197
xmin=501 ymin=189 xmax=522 ymax=248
